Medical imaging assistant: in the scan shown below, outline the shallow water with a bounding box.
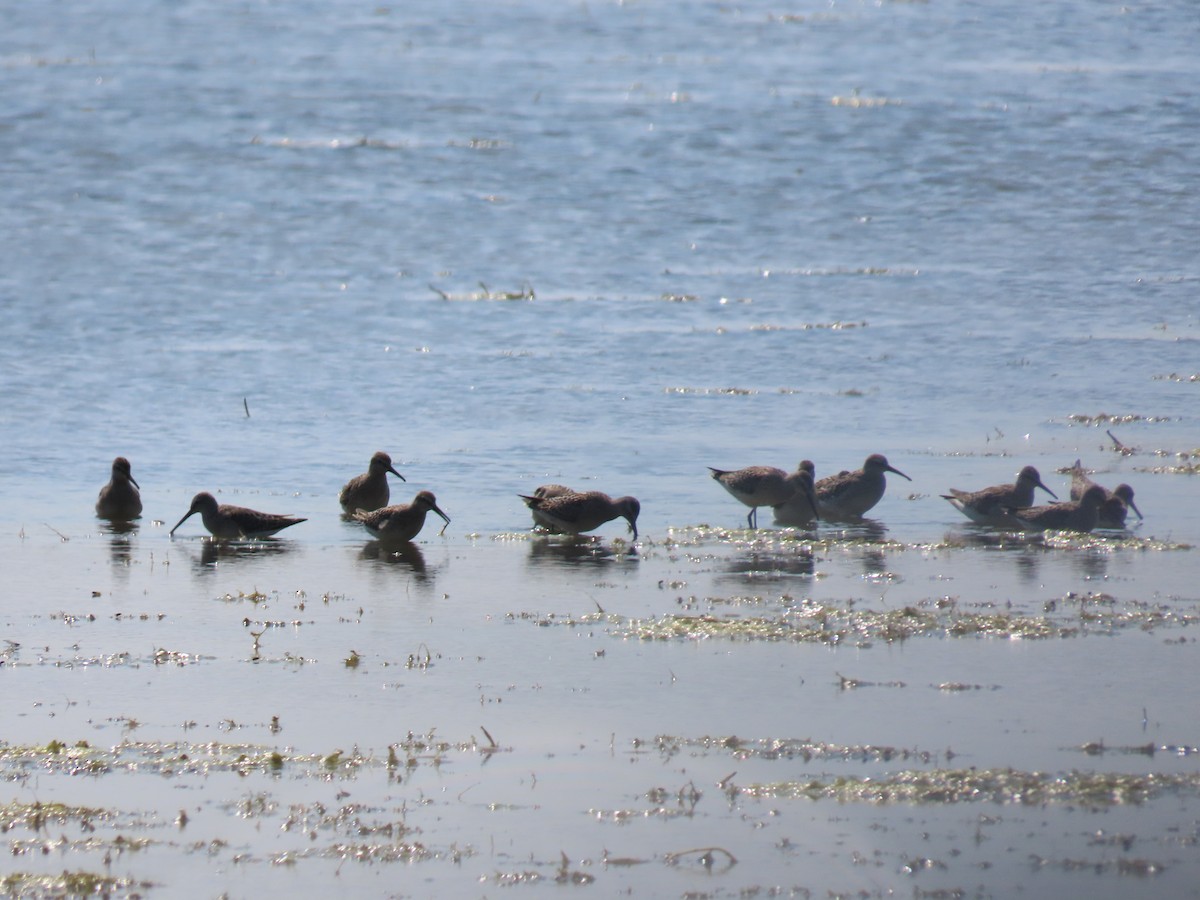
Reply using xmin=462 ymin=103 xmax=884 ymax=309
xmin=2 ymin=0 xmax=1199 ymax=895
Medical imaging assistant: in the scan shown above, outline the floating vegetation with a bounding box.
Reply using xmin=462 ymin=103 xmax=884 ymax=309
xmin=1152 ymin=372 xmax=1200 ymax=382
xmin=514 ymin=588 xmax=1200 ymax=645
xmin=1066 ymin=413 xmax=1175 ymax=426
xmin=641 ymin=735 xmax=944 ymax=765
xmin=1072 ymin=740 xmax=1199 ymax=757
xmin=0 ymin=872 xmax=155 ymax=896
xmin=736 ymin=768 xmax=1200 ymax=808
xmin=831 ymin=94 xmax=901 ymax=108
xmin=251 ymin=135 xmax=412 ymax=151
xmin=662 ymin=386 xmax=757 ymax=395
xmin=0 ymin=731 xmax=504 ymax=782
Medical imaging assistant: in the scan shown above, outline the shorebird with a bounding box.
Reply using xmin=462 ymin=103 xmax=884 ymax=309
xmin=1069 ymin=460 xmax=1143 ymax=529
xmin=815 ymin=453 xmax=911 ymax=520
xmin=772 ymin=461 xmax=821 ymax=526
xmin=709 ymin=463 xmax=815 ymax=528
xmin=352 ymin=490 xmax=450 ymax=542
xmin=526 ymin=484 xmax=576 ymax=531
xmin=96 ymin=456 xmax=143 ymax=520
xmin=519 ymin=490 xmax=640 ymax=540
xmin=1006 ymin=484 xmax=1106 ymax=533
xmin=339 ymin=451 xmax=406 ymax=513
xmin=942 ymin=465 xmax=1058 ymax=525
xmin=170 ymin=492 xmax=306 ymax=539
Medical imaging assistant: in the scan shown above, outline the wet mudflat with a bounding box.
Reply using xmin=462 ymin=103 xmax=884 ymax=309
xmin=2 ymin=522 xmax=1197 ymax=897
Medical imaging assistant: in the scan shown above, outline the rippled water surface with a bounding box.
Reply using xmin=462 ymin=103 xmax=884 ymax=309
xmin=1 ymin=0 xmax=1198 ymax=896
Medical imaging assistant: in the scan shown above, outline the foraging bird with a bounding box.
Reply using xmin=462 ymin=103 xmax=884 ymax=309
xmin=709 ymin=462 xmax=817 ymax=529
xmin=942 ymin=465 xmax=1058 ymax=526
xmin=816 ymin=454 xmax=912 ymax=520
xmin=1070 ymin=460 xmax=1143 ymax=529
xmin=339 ymin=451 xmax=406 ymax=514
xmin=170 ymin=492 xmax=306 ymax=539
xmin=1005 ymin=484 xmax=1106 ymax=533
xmin=526 ymin=484 xmax=577 ymax=532
xmin=96 ymin=456 xmax=143 ymax=520
xmin=520 ymin=490 xmax=640 ymax=540
xmin=352 ymin=490 xmax=450 ymax=542
xmin=772 ymin=461 xmax=821 ymax=526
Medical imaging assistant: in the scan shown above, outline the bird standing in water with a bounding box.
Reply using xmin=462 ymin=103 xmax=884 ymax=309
xmin=96 ymin=456 xmax=143 ymax=520
xmin=816 ymin=453 xmax=911 ymax=520
xmin=352 ymin=490 xmax=451 ymax=542
xmin=339 ymin=451 xmax=406 ymax=514
xmin=171 ymin=492 xmax=306 ymax=539
xmin=520 ymin=490 xmax=640 ymax=540
xmin=942 ymin=465 xmax=1057 ymax=526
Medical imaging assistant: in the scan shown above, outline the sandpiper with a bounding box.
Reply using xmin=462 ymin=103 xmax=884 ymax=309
xmin=816 ymin=453 xmax=911 ymax=520
xmin=942 ymin=465 xmax=1058 ymax=525
xmin=352 ymin=490 xmax=450 ymax=542
xmin=96 ymin=456 xmax=143 ymax=520
xmin=526 ymin=484 xmax=576 ymax=531
xmin=709 ymin=463 xmax=814 ymax=528
xmin=1006 ymin=483 xmax=1106 ymax=533
xmin=1070 ymin=460 xmax=1142 ymax=529
xmin=170 ymin=492 xmax=306 ymax=539
xmin=772 ymin=461 xmax=821 ymax=526
xmin=519 ymin=490 xmax=640 ymax=540
xmin=339 ymin=451 xmax=406 ymax=513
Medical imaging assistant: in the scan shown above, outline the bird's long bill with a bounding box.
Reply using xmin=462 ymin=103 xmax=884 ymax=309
xmin=169 ymin=510 xmax=194 ymax=536
xmin=1037 ymin=480 xmax=1058 ymax=500
xmin=888 ymin=464 xmax=913 ymax=482
xmin=432 ymin=504 xmax=451 ymax=534
xmin=389 ymin=466 xmax=407 ymax=482
xmin=1129 ymin=499 xmax=1144 ymax=520
xmin=627 ymin=520 xmax=639 ymax=540
xmin=130 ymin=475 xmax=141 ymax=490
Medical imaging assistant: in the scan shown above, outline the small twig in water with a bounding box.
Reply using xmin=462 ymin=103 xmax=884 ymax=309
xmin=44 ymin=523 xmax=69 ymax=542
xmin=243 ymin=397 xmax=251 ymax=418
xmin=480 ymin=725 xmax=498 ymax=749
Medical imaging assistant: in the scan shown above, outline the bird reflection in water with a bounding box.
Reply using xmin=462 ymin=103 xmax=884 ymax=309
xmin=526 ymin=534 xmax=639 ymax=568
xmin=358 ymin=539 xmax=430 ymax=579
xmin=194 ymin=538 xmax=299 ymax=570
xmin=722 ymin=547 xmax=816 ymax=582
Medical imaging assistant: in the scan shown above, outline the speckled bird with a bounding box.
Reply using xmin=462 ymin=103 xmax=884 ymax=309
xmin=170 ymin=492 xmax=306 ymax=539
xmin=942 ymin=465 xmax=1057 ymax=526
xmin=352 ymin=490 xmax=450 ymax=542
xmin=816 ymin=454 xmax=911 ymax=520
xmin=339 ymin=451 xmax=406 ymax=514
xmin=1069 ymin=460 xmax=1142 ymax=529
xmin=520 ymin=490 xmax=640 ymax=540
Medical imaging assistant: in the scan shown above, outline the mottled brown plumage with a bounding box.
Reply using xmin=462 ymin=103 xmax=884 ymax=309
xmin=1069 ymin=460 xmax=1142 ymax=528
xmin=339 ymin=451 xmax=406 ymax=513
xmin=520 ymin=490 xmax=640 ymax=540
xmin=942 ymin=465 xmax=1057 ymax=525
xmin=710 ymin=463 xmax=815 ymax=528
xmin=816 ymin=454 xmax=911 ymax=520
xmin=171 ymin=492 xmax=306 ymax=539
xmin=353 ymin=490 xmax=450 ymax=542
xmin=1007 ymin=484 xmax=1106 ymax=533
